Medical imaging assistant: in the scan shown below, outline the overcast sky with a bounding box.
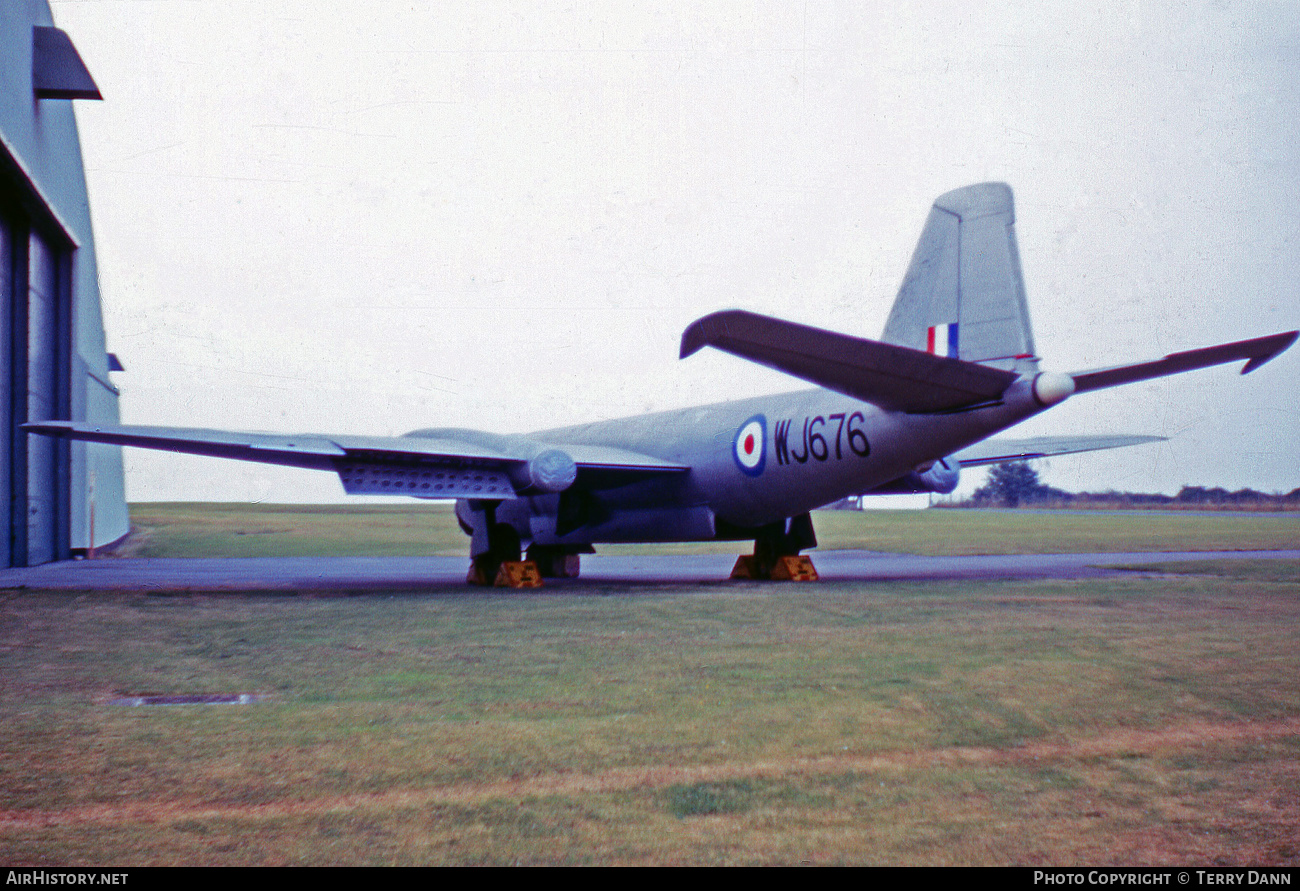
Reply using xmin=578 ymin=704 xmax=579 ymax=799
xmin=51 ymin=1 xmax=1300 ymax=503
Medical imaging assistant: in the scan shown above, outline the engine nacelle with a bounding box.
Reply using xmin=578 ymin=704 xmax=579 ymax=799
xmin=500 ymin=448 xmax=577 ymax=494
xmin=867 ymin=458 xmax=960 ymax=495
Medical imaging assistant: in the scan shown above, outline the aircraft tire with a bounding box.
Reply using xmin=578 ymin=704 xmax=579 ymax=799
xmin=527 ymin=545 xmax=581 ymax=578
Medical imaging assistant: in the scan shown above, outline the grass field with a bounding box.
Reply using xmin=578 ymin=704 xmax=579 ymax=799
xmin=120 ymin=502 xmax=1300 ymax=558
xmin=1 ymin=506 xmax=1297 ymax=865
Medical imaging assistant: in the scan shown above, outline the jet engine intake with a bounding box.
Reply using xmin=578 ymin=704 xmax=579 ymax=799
xmin=867 ymin=458 xmax=960 ymax=495
xmin=522 ymin=448 xmax=578 ymax=493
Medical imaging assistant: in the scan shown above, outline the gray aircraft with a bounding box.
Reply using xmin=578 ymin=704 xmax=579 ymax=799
xmin=27 ymin=183 xmax=1297 ymax=583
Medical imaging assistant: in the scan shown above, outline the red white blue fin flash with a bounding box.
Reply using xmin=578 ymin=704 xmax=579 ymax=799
xmin=927 ymin=323 xmax=959 ymax=358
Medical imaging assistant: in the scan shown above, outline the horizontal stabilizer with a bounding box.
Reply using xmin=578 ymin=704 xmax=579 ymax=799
xmin=1070 ymin=331 xmax=1298 ymax=393
xmin=952 ymin=434 xmax=1166 ymax=468
xmin=680 ymin=310 xmax=1017 ymax=413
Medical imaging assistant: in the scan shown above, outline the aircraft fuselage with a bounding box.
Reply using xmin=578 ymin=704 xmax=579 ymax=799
xmin=481 ymin=374 xmax=1054 ymax=547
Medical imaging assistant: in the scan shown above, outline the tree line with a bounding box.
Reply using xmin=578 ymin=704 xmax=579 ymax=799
xmin=958 ymin=462 xmax=1300 ymax=509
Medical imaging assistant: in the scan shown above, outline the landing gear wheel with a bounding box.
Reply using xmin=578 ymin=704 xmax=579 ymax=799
xmin=468 ymin=522 xmax=521 ymax=585
xmin=526 ymin=545 xmax=581 ymax=579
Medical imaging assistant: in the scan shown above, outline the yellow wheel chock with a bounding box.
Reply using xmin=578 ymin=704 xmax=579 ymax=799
xmin=729 ymin=554 xmax=818 ymax=581
xmin=493 ymin=560 xmax=544 ymax=588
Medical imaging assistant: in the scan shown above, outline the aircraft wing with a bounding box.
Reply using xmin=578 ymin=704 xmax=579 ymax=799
xmin=680 ymin=309 xmax=1017 ymax=413
xmin=952 ymin=434 xmax=1166 ymax=468
xmin=22 ymin=421 xmax=687 ymax=500
xmin=1069 ymin=331 xmax=1298 ymax=392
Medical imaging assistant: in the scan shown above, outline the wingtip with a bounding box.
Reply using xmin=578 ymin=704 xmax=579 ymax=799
xmin=679 ymin=324 xmax=702 ymax=359
xmin=1241 ymin=330 xmax=1298 ymax=375
xmin=21 ymin=421 xmax=76 ymax=434
xmin=679 ymin=310 xmax=738 ymax=359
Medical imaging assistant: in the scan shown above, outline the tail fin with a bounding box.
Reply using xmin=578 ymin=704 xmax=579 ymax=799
xmin=881 ymin=183 xmax=1039 ymax=374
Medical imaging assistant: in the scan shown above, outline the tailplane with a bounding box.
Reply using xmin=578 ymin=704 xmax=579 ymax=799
xmin=881 ymin=183 xmax=1039 ymax=374
xmin=680 ymin=183 xmax=1296 ymax=412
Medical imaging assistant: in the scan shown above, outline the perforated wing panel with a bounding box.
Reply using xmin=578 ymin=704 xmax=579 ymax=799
xmin=335 ymin=459 xmax=516 ymax=499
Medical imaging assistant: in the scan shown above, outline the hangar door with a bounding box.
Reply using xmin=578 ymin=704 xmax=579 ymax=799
xmin=0 ymin=189 xmax=71 ymax=567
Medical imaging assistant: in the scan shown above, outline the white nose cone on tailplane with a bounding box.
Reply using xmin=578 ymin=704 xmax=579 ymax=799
xmin=1032 ymin=372 xmax=1076 ymax=407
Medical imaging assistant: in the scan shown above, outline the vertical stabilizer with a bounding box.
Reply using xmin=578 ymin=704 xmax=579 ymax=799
xmin=881 ymin=183 xmax=1039 ymax=373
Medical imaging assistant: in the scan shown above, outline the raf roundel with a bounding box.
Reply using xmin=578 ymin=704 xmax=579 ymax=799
xmin=732 ymin=415 xmax=767 ymax=476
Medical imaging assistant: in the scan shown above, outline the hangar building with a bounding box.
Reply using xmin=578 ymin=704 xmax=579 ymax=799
xmin=0 ymin=2 xmax=128 ymax=565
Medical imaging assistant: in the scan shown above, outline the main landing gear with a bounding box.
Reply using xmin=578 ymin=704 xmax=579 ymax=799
xmin=729 ymin=512 xmax=819 ymax=581
xmin=463 ymin=501 xmax=531 ymax=587
xmin=462 ymin=502 xmax=818 ymax=585
xmin=462 ymin=501 xmax=583 ymax=588
xmin=526 ymin=544 xmax=583 ymax=579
